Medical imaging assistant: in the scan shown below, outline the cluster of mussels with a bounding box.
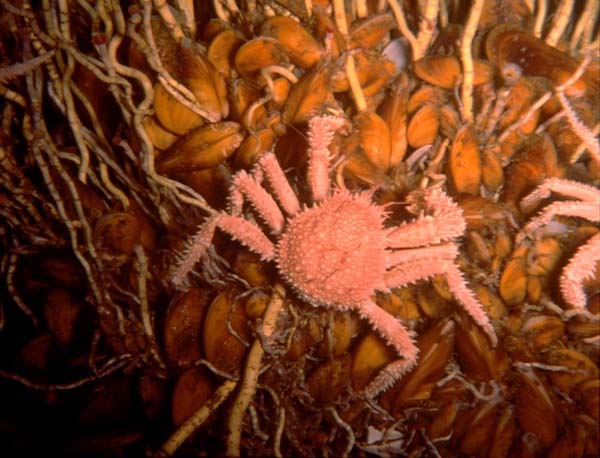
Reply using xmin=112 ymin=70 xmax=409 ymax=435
xmin=0 ymin=0 xmax=598 ymax=457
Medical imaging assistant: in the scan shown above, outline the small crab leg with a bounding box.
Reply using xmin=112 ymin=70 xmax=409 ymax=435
xmin=387 ymin=243 xmax=458 ymax=267
xmin=519 ymin=201 xmax=599 ymax=242
xmin=387 ymin=188 xmax=466 ymax=248
xmin=352 ymin=300 xmax=419 ymax=397
xmin=560 ymin=233 xmax=600 ymax=309
xmin=307 ymin=115 xmax=346 ymax=203
xmin=171 ymin=213 xmax=276 ymax=286
xmin=520 ymin=177 xmax=600 ymax=214
xmin=257 ymin=152 xmax=301 ymax=216
xmin=385 ymin=258 xmax=497 ymax=347
xmin=231 ymin=171 xmax=285 ymax=234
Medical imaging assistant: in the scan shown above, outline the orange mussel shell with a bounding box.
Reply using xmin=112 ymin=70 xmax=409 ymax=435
xmin=486 ymin=25 xmax=599 ymax=99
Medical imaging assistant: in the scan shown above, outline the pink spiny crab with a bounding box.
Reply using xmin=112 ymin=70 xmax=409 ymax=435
xmin=519 ymin=177 xmax=600 ymax=310
xmin=172 ymin=115 xmax=497 ymax=397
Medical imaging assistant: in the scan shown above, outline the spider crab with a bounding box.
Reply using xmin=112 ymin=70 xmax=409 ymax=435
xmin=519 ymin=177 xmax=600 ymax=310
xmin=172 ymin=115 xmax=497 ymax=397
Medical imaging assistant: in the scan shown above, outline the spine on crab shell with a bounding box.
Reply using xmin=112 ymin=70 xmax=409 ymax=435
xmin=560 ymin=232 xmax=600 ymax=310
xmin=171 ymin=215 xmax=220 ymax=287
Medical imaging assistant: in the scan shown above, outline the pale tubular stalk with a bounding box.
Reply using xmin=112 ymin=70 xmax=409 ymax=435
xmin=329 ymin=407 xmax=355 ymax=456
xmin=333 ymin=0 xmax=349 ymax=35
xmin=134 ymin=7 xmax=215 ymax=121
xmin=304 ymin=0 xmax=313 ymax=17
xmin=7 ymin=254 xmax=39 ymax=327
xmin=533 ymin=0 xmax=547 ymax=38
xmin=57 ymin=0 xmax=71 ymax=41
xmin=498 ymin=91 xmax=552 ymax=143
xmin=273 ymin=404 xmax=285 ymax=458
xmin=439 ymin=0 xmax=448 ymax=28
xmin=414 ymin=0 xmax=439 ymax=60
xmin=523 ymin=0 xmax=534 ymax=14
xmin=41 ymin=0 xmax=58 ymax=39
xmin=345 ymin=54 xmax=367 ymax=112
xmin=0 ymin=51 xmax=54 ymax=83
xmin=68 ymin=81 xmax=110 ymax=149
xmin=153 ymin=0 xmax=184 ymax=43
xmin=460 ymin=0 xmax=485 ymax=123
xmin=175 ymin=0 xmax=196 ymax=36
xmin=27 ymin=65 xmax=103 ymax=309
xmin=57 ymin=0 xmax=91 ymax=183
xmin=0 ymin=83 xmax=27 ymax=107
xmin=212 ymin=0 xmax=230 ymax=22
xmin=387 ymin=0 xmax=419 ymax=59
xmin=160 ymin=380 xmax=237 ymax=456
xmin=110 ymin=0 xmax=126 ymax=35
xmin=555 ymin=53 xmax=591 ymax=92
xmin=96 ymin=0 xmax=114 ymax=40
xmin=226 ymin=287 xmax=286 ymax=457
xmin=545 ymin=0 xmax=574 ymax=47
xmin=356 ymin=0 xmax=368 ymax=18
xmin=570 ymin=0 xmax=597 ymax=51
xmin=583 ymin=4 xmax=599 ymax=49
xmin=99 ymin=163 xmax=130 ymax=209
xmin=224 ymin=0 xmax=240 ymax=15
xmin=76 ymin=0 xmax=96 ymax=22
xmin=134 ymin=245 xmax=166 ymax=370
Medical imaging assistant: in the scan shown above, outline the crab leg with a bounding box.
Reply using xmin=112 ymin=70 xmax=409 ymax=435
xmin=387 ymin=188 xmax=466 ymax=248
xmin=385 ymin=257 xmax=497 ymax=347
xmin=520 ymin=177 xmax=600 ymax=213
xmin=307 ymin=116 xmax=346 ymax=203
xmin=560 ymin=232 xmax=600 ymax=309
xmin=230 ymin=171 xmax=285 ymax=234
xmin=387 ymin=243 xmax=458 ymax=267
xmin=351 ymin=300 xmax=419 ymax=397
xmin=518 ymin=200 xmax=599 ymax=242
xmin=257 ymin=152 xmax=301 ymax=216
xmin=171 ymin=213 xmax=276 ymax=286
